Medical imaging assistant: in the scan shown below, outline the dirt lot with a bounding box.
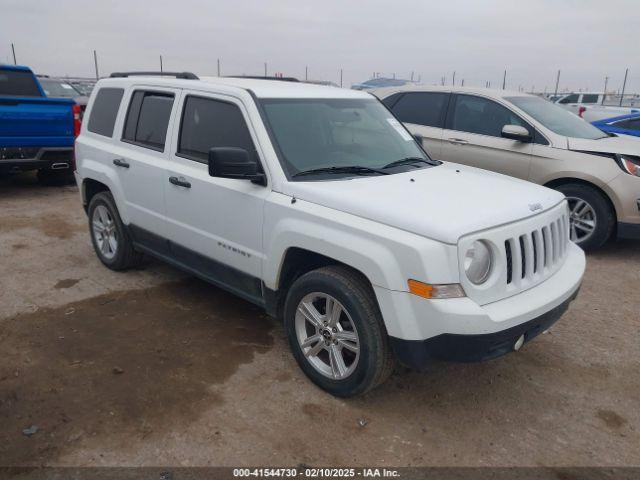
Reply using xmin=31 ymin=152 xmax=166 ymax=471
xmin=0 ymin=173 xmax=638 ymax=467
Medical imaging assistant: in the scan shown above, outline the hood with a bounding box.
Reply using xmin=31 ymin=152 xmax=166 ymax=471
xmin=282 ymin=162 xmax=565 ymax=244
xmin=568 ymin=135 xmax=640 ymax=156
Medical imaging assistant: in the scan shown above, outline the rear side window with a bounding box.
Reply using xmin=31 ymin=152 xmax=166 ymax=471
xmin=123 ymin=91 xmax=174 ymax=151
xmin=0 ymin=69 xmax=42 ymax=97
xmin=581 ymin=94 xmax=599 ymax=104
xmin=87 ymin=88 xmax=124 ymax=137
xmin=390 ymin=92 xmax=449 ymax=128
xmin=177 ymin=96 xmax=256 ymax=162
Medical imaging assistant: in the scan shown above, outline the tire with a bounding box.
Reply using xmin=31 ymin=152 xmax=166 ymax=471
xmin=87 ymin=191 xmax=142 ymax=270
xmin=555 ymin=183 xmax=615 ymax=250
xmin=37 ymin=169 xmax=74 ymax=186
xmin=283 ymin=265 xmax=395 ymax=397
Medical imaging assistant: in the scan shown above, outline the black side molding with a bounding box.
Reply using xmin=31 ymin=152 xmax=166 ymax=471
xmin=110 ymin=71 xmax=199 ymax=80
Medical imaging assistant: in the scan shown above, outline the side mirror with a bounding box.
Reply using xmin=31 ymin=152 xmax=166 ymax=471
xmin=208 ymin=147 xmax=266 ymax=186
xmin=501 ymin=125 xmax=532 ymax=142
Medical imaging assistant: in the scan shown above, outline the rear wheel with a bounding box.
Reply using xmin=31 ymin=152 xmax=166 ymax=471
xmin=284 ymin=266 xmax=395 ymax=397
xmin=555 ymin=183 xmax=614 ymax=250
xmin=88 ymin=191 xmax=142 ymax=270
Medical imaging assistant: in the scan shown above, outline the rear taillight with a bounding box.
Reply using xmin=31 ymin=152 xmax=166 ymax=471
xmin=72 ymin=104 xmax=82 ymax=137
xmin=578 ymin=106 xmax=586 ymax=118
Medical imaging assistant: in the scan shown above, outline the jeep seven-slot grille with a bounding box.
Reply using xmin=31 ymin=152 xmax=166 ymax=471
xmin=504 ymin=213 xmax=569 ymax=285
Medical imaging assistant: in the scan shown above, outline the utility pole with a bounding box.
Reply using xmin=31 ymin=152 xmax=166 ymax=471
xmin=620 ymin=68 xmax=629 ymax=106
xmin=502 ymin=70 xmax=507 ymax=89
xmin=305 ymin=66 xmax=308 ymax=81
xmin=264 ymin=62 xmax=267 ymax=77
xmin=461 ymin=78 xmax=464 ymax=87
xmin=159 ymin=55 xmax=163 ymax=73
xmin=93 ymin=50 xmax=99 ymax=80
xmin=11 ymin=43 xmax=17 ymax=65
xmin=217 ymin=58 xmax=220 ymax=76
xmin=554 ymin=70 xmax=561 ymax=97
xmin=603 ymin=76 xmax=609 ymax=104
xmin=340 ymin=68 xmax=343 ymax=88
xmin=452 ymin=71 xmax=456 ymax=86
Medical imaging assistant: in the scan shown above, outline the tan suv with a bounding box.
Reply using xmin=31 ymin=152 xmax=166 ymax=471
xmin=373 ymin=86 xmax=640 ymax=249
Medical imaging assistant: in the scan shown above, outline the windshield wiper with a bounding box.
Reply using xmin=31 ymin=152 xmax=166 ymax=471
xmin=293 ymin=165 xmax=390 ymax=178
xmin=382 ymin=157 xmax=439 ymax=169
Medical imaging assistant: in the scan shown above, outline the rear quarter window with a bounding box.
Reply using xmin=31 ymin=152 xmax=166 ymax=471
xmin=87 ymin=88 xmax=124 ymax=137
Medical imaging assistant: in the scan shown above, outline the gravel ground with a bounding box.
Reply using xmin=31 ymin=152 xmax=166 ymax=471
xmin=0 ymin=172 xmax=638 ymax=467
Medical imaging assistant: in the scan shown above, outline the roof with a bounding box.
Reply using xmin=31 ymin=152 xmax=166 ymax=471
xmin=97 ymin=74 xmax=371 ymax=100
xmin=0 ymin=64 xmax=32 ymax=72
xmin=370 ymin=84 xmax=534 ymax=100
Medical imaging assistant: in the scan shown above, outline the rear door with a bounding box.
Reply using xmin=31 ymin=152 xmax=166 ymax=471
xmin=112 ymin=86 xmax=179 ymax=239
xmin=385 ymin=91 xmax=449 ymax=159
xmin=162 ymin=91 xmax=269 ymax=302
xmin=439 ymin=93 xmax=534 ymax=180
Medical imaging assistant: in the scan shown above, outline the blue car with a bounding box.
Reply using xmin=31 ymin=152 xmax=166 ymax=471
xmin=592 ymin=113 xmax=640 ymax=138
xmin=351 ymin=77 xmax=414 ymax=90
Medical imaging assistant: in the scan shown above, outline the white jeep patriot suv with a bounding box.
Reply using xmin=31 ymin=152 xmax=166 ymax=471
xmin=75 ymin=72 xmax=586 ymax=397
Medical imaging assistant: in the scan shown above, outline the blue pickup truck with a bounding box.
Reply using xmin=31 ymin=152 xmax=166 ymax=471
xmin=0 ymin=65 xmax=80 ymax=182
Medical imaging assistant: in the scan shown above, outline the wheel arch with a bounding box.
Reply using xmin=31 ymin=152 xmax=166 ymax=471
xmin=82 ymin=178 xmax=110 ymax=212
xmin=544 ymin=177 xmax=618 ymax=220
xmin=266 ymin=247 xmax=375 ymax=319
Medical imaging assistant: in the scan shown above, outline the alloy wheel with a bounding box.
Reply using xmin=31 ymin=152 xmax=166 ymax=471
xmin=294 ymin=292 xmax=360 ymax=380
xmin=92 ymin=204 xmax=118 ymax=260
xmin=567 ymin=196 xmax=597 ymax=244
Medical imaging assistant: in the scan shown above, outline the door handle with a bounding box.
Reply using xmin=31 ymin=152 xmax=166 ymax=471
xmin=113 ymin=158 xmax=130 ymax=168
xmin=169 ymin=176 xmax=191 ymax=188
xmin=447 ymin=138 xmax=468 ymax=145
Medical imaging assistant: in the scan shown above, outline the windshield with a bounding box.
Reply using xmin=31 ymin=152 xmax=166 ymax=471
xmin=259 ymin=98 xmax=432 ymax=179
xmin=39 ymin=79 xmax=80 ymax=98
xmin=506 ymin=96 xmax=608 ymax=140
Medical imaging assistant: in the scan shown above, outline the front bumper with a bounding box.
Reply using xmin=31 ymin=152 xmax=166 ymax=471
xmin=375 ymin=242 xmax=585 ymax=369
xmin=390 ymin=287 xmax=579 ymax=368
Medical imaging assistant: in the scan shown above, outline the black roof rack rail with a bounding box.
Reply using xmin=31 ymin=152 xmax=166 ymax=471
xmin=110 ymin=71 xmax=199 ymax=80
xmin=226 ymin=75 xmax=299 ymax=82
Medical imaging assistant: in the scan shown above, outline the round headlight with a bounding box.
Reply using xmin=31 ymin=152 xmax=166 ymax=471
xmin=464 ymin=240 xmax=493 ymax=285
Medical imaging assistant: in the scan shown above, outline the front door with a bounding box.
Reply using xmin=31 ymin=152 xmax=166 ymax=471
xmin=163 ymin=92 xmax=269 ymax=302
xmin=439 ymin=93 xmax=533 ymax=180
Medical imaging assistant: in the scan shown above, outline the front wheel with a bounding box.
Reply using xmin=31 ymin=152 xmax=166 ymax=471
xmin=284 ymin=266 xmax=395 ymax=397
xmin=555 ymin=183 xmax=614 ymax=250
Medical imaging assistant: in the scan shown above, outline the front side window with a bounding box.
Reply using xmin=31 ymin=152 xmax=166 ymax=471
xmin=178 ymin=96 xmax=256 ymax=162
xmin=507 ymin=96 xmax=608 ymax=140
xmin=448 ymin=94 xmax=529 ymax=138
xmin=259 ymin=98 xmax=433 ymax=179
xmin=391 ymin=92 xmax=449 ymax=128
xmin=87 ymin=88 xmax=124 ymax=137
xmin=559 ymin=94 xmax=579 ymax=104
xmin=122 ymin=91 xmax=174 ymax=151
